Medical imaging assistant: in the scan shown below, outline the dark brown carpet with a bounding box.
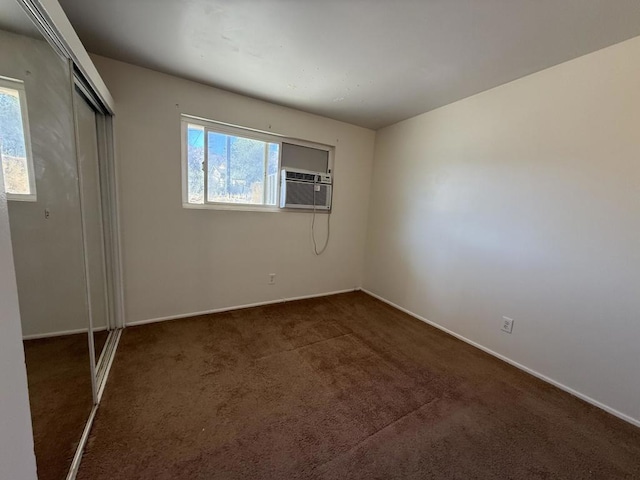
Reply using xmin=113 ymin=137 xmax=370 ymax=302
xmin=24 ymin=330 xmax=109 ymax=480
xmin=78 ymin=292 xmax=640 ymax=479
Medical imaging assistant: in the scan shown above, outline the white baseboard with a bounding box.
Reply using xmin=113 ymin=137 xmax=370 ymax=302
xmin=126 ymin=288 xmax=360 ymax=327
xmin=23 ymin=326 xmax=108 ymax=341
xmin=361 ymin=288 xmax=640 ymax=429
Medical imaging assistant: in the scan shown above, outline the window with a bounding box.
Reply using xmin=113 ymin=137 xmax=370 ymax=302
xmin=181 ymin=115 xmax=334 ymax=212
xmin=0 ymin=76 xmax=35 ymax=201
xmin=182 ymin=116 xmax=280 ymax=208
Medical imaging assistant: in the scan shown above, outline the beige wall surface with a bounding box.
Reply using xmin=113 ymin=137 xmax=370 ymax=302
xmin=91 ymin=55 xmax=375 ymax=324
xmin=364 ymin=36 xmax=640 ymax=425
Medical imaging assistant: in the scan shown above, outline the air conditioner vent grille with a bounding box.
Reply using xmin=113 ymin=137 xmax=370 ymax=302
xmin=287 ymin=182 xmax=329 ymax=206
xmin=280 ymin=168 xmax=332 ymax=210
xmin=285 ymin=171 xmax=317 ymax=182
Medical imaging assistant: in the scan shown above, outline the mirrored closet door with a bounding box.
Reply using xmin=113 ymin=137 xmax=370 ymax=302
xmin=0 ymin=1 xmax=120 ymax=478
xmin=73 ymin=77 xmax=122 ymax=392
xmin=74 ymin=88 xmax=111 ymax=364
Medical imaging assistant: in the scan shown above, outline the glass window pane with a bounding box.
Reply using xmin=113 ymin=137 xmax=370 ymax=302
xmin=185 ymin=122 xmax=284 ymax=208
xmin=1 ymin=152 xmax=30 ymax=195
xmin=0 ymin=87 xmax=30 ymax=195
xmin=265 ymin=143 xmax=279 ymax=205
xmin=207 ymin=132 xmax=267 ymax=205
xmin=231 ymin=136 xmax=265 ymax=204
xmin=186 ymin=124 xmax=204 ymax=204
xmin=207 ymin=131 xmax=228 ymax=202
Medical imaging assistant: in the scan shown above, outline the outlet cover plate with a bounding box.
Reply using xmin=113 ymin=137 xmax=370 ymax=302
xmin=501 ymin=316 xmax=514 ymax=334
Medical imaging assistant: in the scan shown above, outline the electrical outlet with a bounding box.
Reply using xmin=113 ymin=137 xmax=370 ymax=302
xmin=268 ymin=273 xmax=276 ymax=285
xmin=501 ymin=316 xmax=514 ymax=334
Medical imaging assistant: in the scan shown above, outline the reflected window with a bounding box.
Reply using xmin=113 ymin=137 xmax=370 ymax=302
xmin=0 ymin=76 xmax=36 ymax=201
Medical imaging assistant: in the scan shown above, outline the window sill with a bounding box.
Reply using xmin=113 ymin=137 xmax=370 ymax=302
xmin=183 ymin=202 xmax=281 ymax=213
xmin=182 ymin=203 xmax=331 ymax=214
xmin=7 ymin=193 xmax=37 ymax=202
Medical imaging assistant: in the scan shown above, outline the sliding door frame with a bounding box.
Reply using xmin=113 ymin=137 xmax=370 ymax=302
xmin=74 ymin=75 xmax=125 ymax=332
xmin=73 ymin=78 xmax=125 ymax=399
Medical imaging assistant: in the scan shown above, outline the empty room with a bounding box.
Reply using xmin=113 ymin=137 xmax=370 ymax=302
xmin=1 ymin=0 xmax=640 ymax=479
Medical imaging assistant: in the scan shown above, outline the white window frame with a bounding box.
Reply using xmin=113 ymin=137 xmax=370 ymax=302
xmin=0 ymin=76 xmax=36 ymax=202
xmin=180 ymin=114 xmax=332 ymax=212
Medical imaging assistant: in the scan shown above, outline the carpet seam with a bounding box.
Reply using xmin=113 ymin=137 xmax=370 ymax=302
xmin=253 ymin=333 xmax=352 ymax=361
xmin=311 ymin=396 xmax=441 ymax=473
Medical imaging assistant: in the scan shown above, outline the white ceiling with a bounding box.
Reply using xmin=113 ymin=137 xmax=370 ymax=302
xmin=57 ymin=0 xmax=640 ymax=130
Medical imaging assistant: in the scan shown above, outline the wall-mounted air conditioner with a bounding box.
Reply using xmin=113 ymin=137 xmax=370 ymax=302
xmin=280 ymin=168 xmax=332 ymax=210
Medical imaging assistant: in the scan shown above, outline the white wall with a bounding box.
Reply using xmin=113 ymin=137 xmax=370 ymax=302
xmin=1 ymin=28 xmax=96 ymax=338
xmin=91 ymin=55 xmax=375 ymax=324
xmin=0 ymin=160 xmax=37 ymax=479
xmin=364 ymin=36 xmax=640 ymax=425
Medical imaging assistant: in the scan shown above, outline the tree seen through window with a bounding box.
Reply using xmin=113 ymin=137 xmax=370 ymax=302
xmin=186 ymin=124 xmax=278 ymax=205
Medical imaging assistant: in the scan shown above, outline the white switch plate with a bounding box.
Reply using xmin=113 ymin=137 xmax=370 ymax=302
xmin=501 ymin=316 xmax=514 ymax=334
xmin=268 ymin=273 xmax=276 ymax=285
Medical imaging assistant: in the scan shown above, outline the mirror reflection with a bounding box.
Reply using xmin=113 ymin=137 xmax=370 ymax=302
xmin=0 ymin=1 xmax=112 ymax=478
